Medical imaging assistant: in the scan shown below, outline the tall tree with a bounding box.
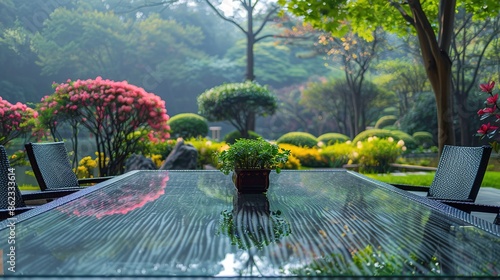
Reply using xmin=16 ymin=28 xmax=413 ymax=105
xmin=278 ymin=0 xmax=500 ymax=154
xmin=203 ymin=0 xmax=283 ymax=133
xmin=315 ymin=31 xmax=384 ymax=136
xmin=204 ymin=0 xmax=280 ymax=82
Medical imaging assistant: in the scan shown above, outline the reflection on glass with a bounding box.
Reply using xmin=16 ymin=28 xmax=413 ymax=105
xmin=217 ymin=193 xmax=291 ymax=276
xmin=59 ymin=173 xmax=169 ymax=218
xmin=219 ymin=193 xmax=291 ymax=250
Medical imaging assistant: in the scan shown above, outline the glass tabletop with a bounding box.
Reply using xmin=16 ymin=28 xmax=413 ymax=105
xmin=1 ymin=170 xmax=499 ymax=277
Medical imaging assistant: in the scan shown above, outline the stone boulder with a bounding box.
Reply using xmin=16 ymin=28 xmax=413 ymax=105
xmin=160 ymin=139 xmax=198 ymax=170
xmin=124 ymin=154 xmax=157 ymax=172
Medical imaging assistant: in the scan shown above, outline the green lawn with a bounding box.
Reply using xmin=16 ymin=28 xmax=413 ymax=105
xmin=365 ymin=171 xmax=500 ymax=189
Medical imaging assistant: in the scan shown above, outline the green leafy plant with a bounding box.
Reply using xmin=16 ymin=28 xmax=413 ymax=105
xmin=317 ymin=132 xmax=350 ymax=146
xmin=356 ymin=136 xmax=406 ymax=173
xmin=167 ymin=113 xmax=208 ymax=139
xmin=197 ymin=81 xmax=277 ymax=138
xmin=223 ymin=130 xmax=262 ymax=144
xmin=277 ymin=131 xmax=319 ymax=148
xmin=320 ymin=142 xmax=354 ymax=167
xmin=216 ymin=138 xmax=290 ymax=175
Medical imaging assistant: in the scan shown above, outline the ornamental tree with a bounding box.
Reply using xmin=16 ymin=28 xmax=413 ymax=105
xmin=37 ymin=77 xmax=170 ymax=176
xmin=0 ymin=97 xmax=38 ymax=146
xmin=197 ymin=82 xmax=277 ymax=138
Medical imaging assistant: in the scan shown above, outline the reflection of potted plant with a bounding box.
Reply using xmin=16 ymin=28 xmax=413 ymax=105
xmin=219 ymin=193 xmax=291 ymax=250
xmin=216 ymin=138 xmax=290 ymax=193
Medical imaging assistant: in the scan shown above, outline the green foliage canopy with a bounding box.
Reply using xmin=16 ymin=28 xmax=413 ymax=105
xmin=277 ymin=132 xmax=319 ymax=148
xmin=197 ymin=82 xmax=278 ymax=137
xmin=168 ymin=113 xmax=208 ymax=139
xmin=277 ymin=0 xmax=500 ymax=41
xmin=32 ymin=9 xmax=206 ymax=88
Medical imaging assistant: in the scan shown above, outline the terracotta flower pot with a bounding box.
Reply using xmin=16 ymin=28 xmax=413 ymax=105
xmin=232 ymin=169 xmax=271 ymax=194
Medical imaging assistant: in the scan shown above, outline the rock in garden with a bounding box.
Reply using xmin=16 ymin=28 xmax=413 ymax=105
xmin=160 ymin=139 xmax=198 ymax=170
xmin=124 ymin=154 xmax=157 ymax=172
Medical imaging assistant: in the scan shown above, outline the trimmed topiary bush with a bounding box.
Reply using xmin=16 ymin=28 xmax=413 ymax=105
xmin=412 ymin=131 xmax=435 ymax=148
xmin=197 ymin=81 xmax=277 ymax=138
xmin=352 ymin=129 xmax=417 ymax=150
xmin=374 ymin=115 xmax=398 ymax=129
xmin=318 ymin=133 xmax=350 ymax=146
xmin=277 ymin=132 xmax=318 ymax=148
xmin=168 ymin=113 xmax=208 ymax=139
xmin=223 ymin=130 xmax=262 ymax=144
xmin=352 ymin=129 xmax=393 ymax=143
xmin=389 ymin=130 xmax=418 ymax=150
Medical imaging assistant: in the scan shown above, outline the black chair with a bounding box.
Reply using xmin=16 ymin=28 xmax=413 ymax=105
xmin=25 ymin=142 xmax=112 ymax=194
xmin=0 ymin=145 xmax=35 ymax=219
xmin=442 ymin=201 xmax=500 ymax=225
xmin=392 ymin=145 xmax=492 ymax=203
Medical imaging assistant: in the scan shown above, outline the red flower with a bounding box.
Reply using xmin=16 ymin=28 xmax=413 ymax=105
xmin=480 ymin=81 xmax=495 ymax=93
xmin=478 ymin=107 xmax=496 ymax=116
xmin=477 ymin=123 xmax=499 ymax=136
xmin=486 ymin=93 xmax=499 ymax=105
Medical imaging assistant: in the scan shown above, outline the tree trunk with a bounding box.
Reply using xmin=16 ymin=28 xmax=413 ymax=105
xmin=245 ymin=5 xmax=256 ymax=133
xmin=409 ymin=0 xmax=456 ymax=155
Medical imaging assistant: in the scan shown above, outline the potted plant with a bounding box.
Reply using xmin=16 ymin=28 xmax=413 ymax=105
xmin=216 ymin=138 xmax=290 ymax=193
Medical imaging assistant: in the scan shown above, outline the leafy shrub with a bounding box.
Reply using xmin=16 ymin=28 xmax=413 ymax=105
xmin=168 ymin=113 xmax=208 ymax=139
xmin=317 ymin=133 xmax=350 ymax=146
xmin=147 ymin=139 xmax=178 ymax=159
xmin=412 ymin=131 xmax=435 ymax=148
xmin=320 ymin=142 xmax=354 ymax=167
xmin=277 ymin=132 xmax=318 ymax=148
xmin=186 ymin=137 xmax=226 ymax=168
xmin=382 ymin=125 xmax=397 ymax=130
xmin=74 ymin=156 xmax=98 ymax=179
xmin=374 ymin=115 xmax=398 ymax=129
xmin=389 ymin=130 xmax=418 ymax=150
xmin=280 ymin=153 xmax=301 ymax=170
xmin=278 ymin=143 xmax=329 ymax=167
xmin=223 ymin=130 xmax=262 ymax=144
xmin=356 ymin=137 xmax=405 ymax=173
xmin=197 ymin=81 xmax=277 ymax=137
xmin=352 ymin=129 xmax=417 ymax=150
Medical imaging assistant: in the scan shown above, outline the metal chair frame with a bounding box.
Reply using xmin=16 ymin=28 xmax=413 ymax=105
xmin=25 ymin=142 xmax=112 ymax=194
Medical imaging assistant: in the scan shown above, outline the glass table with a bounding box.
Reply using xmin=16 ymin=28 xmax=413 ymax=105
xmin=1 ymin=170 xmax=499 ymax=277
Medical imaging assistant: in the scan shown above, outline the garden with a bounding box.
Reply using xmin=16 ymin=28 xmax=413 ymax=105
xmin=2 ymin=77 xmax=500 ymax=191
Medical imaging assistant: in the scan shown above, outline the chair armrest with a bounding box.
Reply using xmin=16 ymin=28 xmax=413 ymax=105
xmin=391 ymin=184 xmax=430 ymax=192
xmin=0 ymin=207 xmax=35 ymax=220
xmin=441 ymin=201 xmax=500 ymax=213
xmin=77 ymin=176 xmax=114 ymax=185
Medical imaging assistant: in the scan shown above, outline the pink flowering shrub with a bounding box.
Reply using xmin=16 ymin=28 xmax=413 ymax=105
xmin=37 ymin=77 xmax=170 ymax=176
xmin=0 ymin=97 xmax=38 ymax=146
xmin=477 ymin=81 xmax=500 ymax=152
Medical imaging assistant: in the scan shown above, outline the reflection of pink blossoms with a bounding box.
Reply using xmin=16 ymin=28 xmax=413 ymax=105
xmin=0 ymin=97 xmax=38 ymax=146
xmin=61 ymin=173 xmax=169 ymax=219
